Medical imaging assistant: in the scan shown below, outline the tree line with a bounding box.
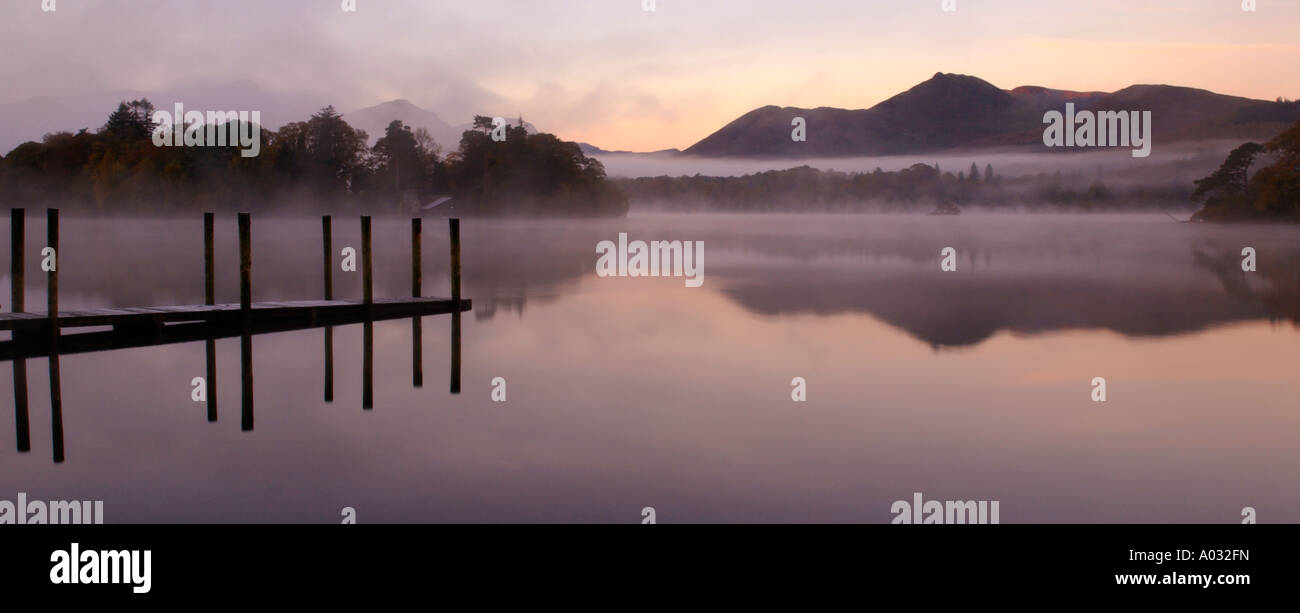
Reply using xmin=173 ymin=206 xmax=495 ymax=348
xmin=612 ymin=161 xmax=1189 ymax=212
xmin=0 ymin=100 xmax=628 ymax=217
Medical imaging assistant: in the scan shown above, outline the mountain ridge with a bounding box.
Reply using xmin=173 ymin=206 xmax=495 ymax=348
xmin=682 ymin=72 xmax=1300 ymax=157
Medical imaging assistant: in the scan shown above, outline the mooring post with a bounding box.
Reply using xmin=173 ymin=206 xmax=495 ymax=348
xmin=10 ymin=208 xmax=23 ymax=312
xmin=238 ymin=212 xmax=251 ymax=315
xmin=323 ymin=215 xmax=334 ymax=403
xmin=47 ymin=208 xmax=63 ymax=463
xmin=204 ymin=212 xmax=215 ymax=305
xmin=10 ymin=208 xmax=29 ymax=452
xmin=449 ymin=218 xmax=461 ymax=303
xmin=238 ymin=212 xmax=253 ymax=431
xmin=322 ymin=216 xmax=333 ymax=300
xmin=412 ymin=218 xmax=422 ymax=297
xmin=361 ymin=216 xmax=373 ymax=306
xmin=204 ymin=212 xmax=217 ymax=422
xmin=47 ymin=208 xmax=57 ymax=325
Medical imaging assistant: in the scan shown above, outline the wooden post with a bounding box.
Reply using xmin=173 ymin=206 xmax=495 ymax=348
xmin=47 ymin=208 xmax=63 ymax=462
xmin=204 ymin=212 xmax=215 ymax=305
xmin=323 ymin=215 xmax=334 ymax=403
xmin=238 ymin=213 xmax=251 ymax=314
xmin=47 ymin=208 xmax=57 ymax=325
xmin=449 ymin=218 xmax=461 ymax=303
xmin=10 ymin=209 xmax=29 ymax=452
xmin=322 ymin=216 xmax=333 ymax=300
xmin=412 ymin=218 xmax=422 ymax=388
xmin=10 ymin=208 xmax=23 ymax=312
xmin=412 ymin=218 xmax=422 ymax=297
xmin=204 ymin=212 xmax=217 ymax=422
xmin=361 ymin=216 xmax=373 ymax=305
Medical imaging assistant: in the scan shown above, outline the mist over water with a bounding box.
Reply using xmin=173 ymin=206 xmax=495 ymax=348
xmin=595 ymin=141 xmax=1240 ymax=183
xmin=0 ymin=212 xmax=1296 ymax=522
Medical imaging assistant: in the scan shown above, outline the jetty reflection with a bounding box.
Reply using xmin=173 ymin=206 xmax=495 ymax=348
xmin=4 ymin=209 xmax=470 ymax=463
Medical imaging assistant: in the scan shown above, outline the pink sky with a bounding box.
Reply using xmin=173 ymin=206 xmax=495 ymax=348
xmin=1 ymin=0 xmax=1296 ymax=151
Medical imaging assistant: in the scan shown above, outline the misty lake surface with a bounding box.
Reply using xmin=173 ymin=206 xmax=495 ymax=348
xmin=1 ymin=212 xmax=1297 ymax=523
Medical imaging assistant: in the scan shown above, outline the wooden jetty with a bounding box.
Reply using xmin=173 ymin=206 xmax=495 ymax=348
xmin=6 ymin=208 xmax=470 ymax=461
xmin=1 ymin=211 xmax=470 ymax=344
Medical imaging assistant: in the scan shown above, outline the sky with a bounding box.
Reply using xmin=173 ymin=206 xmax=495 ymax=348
xmin=1 ymin=0 xmax=1298 ymax=151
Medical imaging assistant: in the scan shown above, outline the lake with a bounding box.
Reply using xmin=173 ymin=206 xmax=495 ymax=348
xmin=1 ymin=212 xmax=1297 ymax=523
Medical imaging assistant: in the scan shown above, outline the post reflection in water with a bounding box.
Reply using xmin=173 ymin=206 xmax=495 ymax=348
xmin=4 ymin=308 xmax=465 ymax=463
xmin=11 ymin=352 xmax=28 ymax=452
xmin=240 ymin=331 xmax=254 ymax=432
xmin=362 ymin=320 xmax=373 ymax=410
xmin=48 ymin=336 xmax=63 ymax=464
xmin=205 ymin=339 xmax=217 ymax=422
xmin=450 ymin=311 xmax=461 ymax=395
xmin=324 ymin=327 xmax=334 ymax=403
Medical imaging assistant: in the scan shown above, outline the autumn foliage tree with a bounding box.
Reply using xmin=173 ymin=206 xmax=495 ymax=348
xmin=1193 ymin=116 xmax=1300 ymax=221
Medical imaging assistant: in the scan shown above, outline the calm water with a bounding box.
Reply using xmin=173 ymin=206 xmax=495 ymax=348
xmin=1 ymin=213 xmax=1297 ymax=523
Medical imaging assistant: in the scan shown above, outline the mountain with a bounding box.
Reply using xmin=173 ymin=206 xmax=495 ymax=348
xmin=683 ymin=73 xmax=1300 ymax=157
xmin=343 ymin=99 xmax=538 ymax=153
xmin=342 ymin=99 xmax=458 ymax=149
xmin=578 ymin=142 xmax=680 ymax=156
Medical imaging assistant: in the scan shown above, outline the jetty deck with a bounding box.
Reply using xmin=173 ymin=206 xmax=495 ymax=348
xmin=0 ymin=296 xmax=471 ymax=332
xmin=0 ymin=297 xmax=470 ymax=361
